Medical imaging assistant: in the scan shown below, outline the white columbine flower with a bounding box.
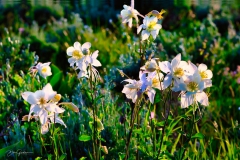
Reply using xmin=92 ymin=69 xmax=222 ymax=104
xmin=159 ymin=54 xmax=188 ymax=91
xmin=35 ymin=62 xmax=52 ymax=79
xmin=121 ymin=5 xmax=139 ymax=28
xmin=137 ymin=16 xmax=162 ymax=40
xmin=146 ymin=71 xmax=164 ymax=91
xmin=179 ymin=62 xmax=209 ymax=108
xmin=78 ymin=50 xmax=101 ymax=80
xmin=30 ymin=62 xmax=52 ymax=79
xmin=21 ymin=83 xmax=65 ymax=125
xmin=198 ymin=63 xmax=213 ymax=88
xmin=141 ymin=59 xmax=160 ymax=72
xmin=142 ymin=71 xmax=164 ymax=103
xmin=122 ymin=72 xmax=145 ymax=103
xmin=66 ymin=42 xmax=91 ymax=68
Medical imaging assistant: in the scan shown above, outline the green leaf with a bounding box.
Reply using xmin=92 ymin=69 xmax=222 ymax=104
xmin=0 ymin=140 xmax=25 ymax=158
xmin=49 ymin=64 xmax=62 ymax=88
xmin=59 ymin=153 xmax=67 ymax=160
xmin=191 ymin=133 xmax=205 ymax=139
xmin=79 ymin=157 xmax=87 ymax=160
xmin=156 ymin=121 xmax=165 ymax=127
xmin=50 ymin=71 xmax=63 ymax=88
xmin=154 ymin=89 xmax=161 ymax=104
xmin=133 ymin=128 xmax=143 ymax=134
xmin=79 ymin=135 xmax=91 ymax=142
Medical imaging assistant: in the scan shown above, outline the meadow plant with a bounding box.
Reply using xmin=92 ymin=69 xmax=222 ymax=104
xmin=119 ymin=1 xmax=212 ymax=159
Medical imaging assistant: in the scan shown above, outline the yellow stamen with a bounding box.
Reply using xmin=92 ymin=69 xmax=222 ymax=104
xmin=173 ymin=68 xmax=184 ymax=78
xmin=148 ymin=21 xmax=157 ymax=30
xmin=39 ymin=97 xmax=46 ymax=106
xmin=72 ymin=50 xmax=84 ymax=60
xmin=199 ymin=71 xmax=208 ymax=79
xmin=41 ymin=67 xmax=47 ymax=73
xmin=187 ymin=82 xmax=199 ymax=92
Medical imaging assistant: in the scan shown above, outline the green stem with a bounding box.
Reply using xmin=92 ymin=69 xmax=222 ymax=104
xmin=180 ymin=104 xmax=196 ymax=160
xmin=156 ymin=88 xmax=172 ymax=159
xmin=89 ymin=64 xmax=99 ymax=160
xmin=124 ymin=95 xmax=142 ymax=160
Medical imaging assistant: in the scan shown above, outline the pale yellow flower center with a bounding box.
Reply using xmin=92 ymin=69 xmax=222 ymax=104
xmin=148 ymin=21 xmax=157 ymax=30
xmin=72 ymin=50 xmax=84 ymax=60
xmin=41 ymin=67 xmax=47 ymax=73
xmin=39 ymin=97 xmax=47 ymax=106
xmin=199 ymin=71 xmax=208 ymax=79
xmin=173 ymin=68 xmax=184 ymax=78
xmin=187 ymin=82 xmax=199 ymax=92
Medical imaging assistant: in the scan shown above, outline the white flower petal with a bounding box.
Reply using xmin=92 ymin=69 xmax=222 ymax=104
xmin=203 ymin=79 xmax=212 ymax=88
xmin=171 ymin=54 xmax=181 ymax=69
xmin=42 ymin=83 xmax=56 ymax=100
xmin=181 ymin=92 xmax=194 ymax=108
xmin=28 ymin=104 xmax=41 ymax=121
xmin=82 ymin=42 xmax=91 ymax=50
xmin=66 ymin=47 xmax=74 ymax=56
xmin=92 ymin=59 xmax=102 ymax=67
xmin=198 ymin=64 xmax=207 ymax=72
xmin=27 ymin=93 xmax=39 ymax=104
xmin=46 ymin=103 xmax=65 ymax=113
xmin=22 ymin=92 xmax=35 ymax=104
xmin=159 ymin=61 xmax=171 ymax=74
xmin=151 ymin=30 xmax=158 ymax=39
xmin=92 ymin=50 xmax=99 ymax=59
xmin=73 ymin=42 xmax=81 ymax=50
xmin=162 ymin=74 xmax=172 ymax=89
xmin=196 ymin=92 xmax=209 ymax=106
xmin=142 ymin=30 xmax=150 ymax=41
xmin=38 ymin=109 xmax=48 ymax=125
xmin=206 ymin=70 xmax=213 ymax=79
xmin=147 ymin=88 xmax=156 ymax=104
xmin=128 ymin=18 xmax=133 ymax=28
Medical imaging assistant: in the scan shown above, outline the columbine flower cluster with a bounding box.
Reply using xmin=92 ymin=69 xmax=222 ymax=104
xmin=120 ymin=4 xmax=165 ymax=41
xmin=122 ymin=54 xmax=213 ymax=108
xmin=22 ymin=83 xmax=67 ymax=134
xmin=66 ymin=42 xmax=101 ymax=80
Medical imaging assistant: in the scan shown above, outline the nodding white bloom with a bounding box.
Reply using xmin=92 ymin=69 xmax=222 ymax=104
xmin=35 ymin=62 xmax=52 ymax=79
xmin=30 ymin=62 xmax=52 ymax=79
xmin=77 ymin=50 xmax=101 ymax=80
xmin=21 ymin=83 xmax=65 ymax=125
xmin=198 ymin=63 xmax=213 ymax=88
xmin=48 ymin=112 xmax=67 ymax=128
xmin=137 ymin=16 xmax=162 ymax=40
xmin=66 ymin=42 xmax=91 ymax=68
xmin=41 ymin=121 xmax=50 ymax=134
xmin=141 ymin=59 xmax=160 ymax=72
xmin=85 ymin=50 xmax=102 ymax=67
xmin=179 ymin=62 xmax=209 ymax=108
xmin=122 ymin=72 xmax=146 ymax=103
xmin=121 ymin=5 xmax=139 ymax=28
xmin=159 ymin=54 xmax=188 ymax=91
xmin=146 ymin=71 xmax=164 ymax=91
xmin=142 ymin=71 xmax=164 ymax=103
xmin=40 ymin=113 xmax=66 ymax=134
